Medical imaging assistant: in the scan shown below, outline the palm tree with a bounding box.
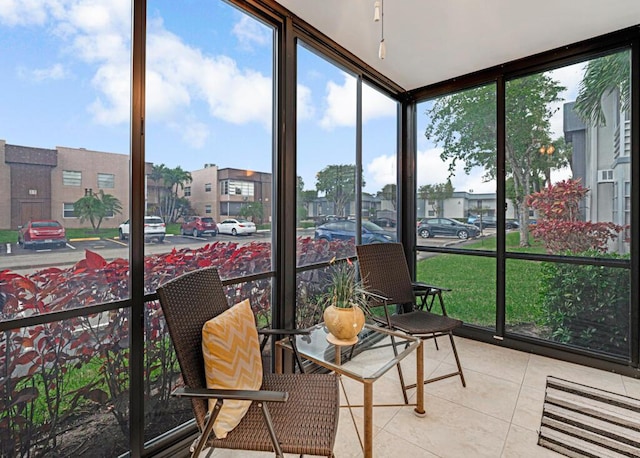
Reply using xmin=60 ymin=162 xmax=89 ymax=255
xmin=574 ymin=50 xmax=630 ymax=126
xmin=73 ymin=190 xmax=123 ymax=232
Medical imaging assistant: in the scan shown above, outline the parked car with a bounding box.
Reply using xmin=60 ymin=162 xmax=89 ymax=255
xmin=119 ymin=216 xmax=166 ymax=242
xmin=370 ymin=216 xmax=397 ymax=228
xmin=18 ymin=220 xmax=67 ymax=249
xmin=315 ymin=215 xmax=345 ymax=226
xmin=417 ymin=217 xmax=480 ymax=239
xmin=469 ymin=215 xmax=520 ymax=230
xmin=314 ymin=220 xmax=396 ymax=244
xmin=217 ymin=218 xmax=257 ymax=236
xmin=180 ymin=216 xmax=218 ymax=237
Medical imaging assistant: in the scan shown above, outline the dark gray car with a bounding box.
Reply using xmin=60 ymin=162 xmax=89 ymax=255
xmin=417 ymin=217 xmax=480 ymax=239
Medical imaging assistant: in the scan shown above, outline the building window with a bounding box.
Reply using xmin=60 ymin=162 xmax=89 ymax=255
xmin=220 ymin=179 xmax=254 ymax=196
xmin=205 ymin=204 xmax=212 ymax=214
xmin=205 ymin=183 xmax=212 ymax=192
xmin=63 ymin=203 xmax=76 ymax=218
xmin=184 ymin=186 xmax=191 ymax=197
xmin=63 ymin=170 xmax=82 ymax=186
xmin=97 ymin=173 xmax=115 ymax=189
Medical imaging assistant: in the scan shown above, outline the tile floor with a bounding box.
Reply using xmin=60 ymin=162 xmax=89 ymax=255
xmin=200 ymin=336 xmax=640 ymax=457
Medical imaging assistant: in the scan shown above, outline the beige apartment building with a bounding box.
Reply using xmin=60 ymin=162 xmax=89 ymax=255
xmin=184 ymin=165 xmax=272 ymax=224
xmin=0 ymin=140 xmax=132 ymax=230
xmin=0 ymin=140 xmax=273 ymax=230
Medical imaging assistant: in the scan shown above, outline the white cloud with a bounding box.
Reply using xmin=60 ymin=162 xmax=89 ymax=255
xmin=6 ymin=2 xmax=277 ymax=140
xmin=18 ymin=63 xmax=68 ymax=81
xmin=320 ymin=73 xmax=396 ymax=129
xmin=366 ymin=155 xmax=396 ymax=191
xmin=0 ymin=0 xmax=50 ymax=26
xmin=297 ymin=84 xmax=315 ymax=120
xmin=417 ymin=147 xmax=495 ymax=194
xmin=232 ymin=15 xmax=271 ymax=50
xmin=548 ymin=62 xmax=586 ymax=139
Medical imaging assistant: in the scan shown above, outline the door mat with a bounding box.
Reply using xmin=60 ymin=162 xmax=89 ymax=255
xmin=538 ymin=376 xmax=640 ymax=457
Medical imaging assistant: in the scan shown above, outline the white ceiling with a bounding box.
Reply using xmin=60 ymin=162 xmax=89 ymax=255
xmin=276 ymin=0 xmax=640 ymax=91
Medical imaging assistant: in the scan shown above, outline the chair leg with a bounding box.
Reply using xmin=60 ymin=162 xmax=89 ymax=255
xmin=390 ymin=335 xmax=409 ymax=404
xmin=258 ymin=402 xmax=284 ymax=457
xmin=192 ymin=399 xmax=223 ymax=458
xmin=449 ymin=333 xmax=466 ymax=387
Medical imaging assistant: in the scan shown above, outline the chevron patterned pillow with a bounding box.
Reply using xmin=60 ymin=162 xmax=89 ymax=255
xmin=202 ymin=299 xmax=263 ymax=439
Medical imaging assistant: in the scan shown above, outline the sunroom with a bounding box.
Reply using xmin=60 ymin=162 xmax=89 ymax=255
xmin=1 ymin=0 xmax=639 ymax=456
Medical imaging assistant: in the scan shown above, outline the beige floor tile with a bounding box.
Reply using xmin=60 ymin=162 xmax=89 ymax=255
xmin=502 ymin=424 xmax=564 ymax=457
xmin=384 ymin=394 xmax=510 ymax=458
xmin=622 ymin=375 xmax=640 ymax=398
xmin=456 ymin=338 xmax=530 ymax=385
xmin=511 ymin=384 xmax=546 ymax=432
xmin=425 ymin=363 xmax=521 ymax=421
xmin=523 ymin=354 xmax=625 ymax=393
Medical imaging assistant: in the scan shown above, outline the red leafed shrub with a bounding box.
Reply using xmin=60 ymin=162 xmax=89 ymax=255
xmin=526 ymin=179 xmax=624 ymax=254
xmin=0 ymin=237 xmax=353 ymax=456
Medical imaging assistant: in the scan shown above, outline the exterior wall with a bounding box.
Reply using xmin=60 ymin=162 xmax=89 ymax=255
xmin=188 ymin=165 xmax=220 ymax=221
xmin=0 ymin=141 xmax=12 ymax=229
xmin=4 ymin=143 xmax=57 ymax=230
xmin=52 ymin=147 xmax=130 ymax=229
xmin=217 ymin=168 xmax=272 ymax=222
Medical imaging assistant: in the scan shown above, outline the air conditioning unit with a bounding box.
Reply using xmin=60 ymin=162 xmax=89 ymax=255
xmin=597 ymin=169 xmax=614 ymax=183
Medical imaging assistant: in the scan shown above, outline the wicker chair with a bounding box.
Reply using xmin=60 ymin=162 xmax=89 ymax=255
xmin=356 ymin=242 xmax=466 ymax=403
xmin=156 ymin=267 xmax=339 ymax=458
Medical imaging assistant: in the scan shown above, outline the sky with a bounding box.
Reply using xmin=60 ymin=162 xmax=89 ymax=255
xmin=0 ymin=0 xmax=584 ymax=196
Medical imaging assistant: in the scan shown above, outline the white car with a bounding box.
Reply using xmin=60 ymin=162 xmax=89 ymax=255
xmin=119 ymin=216 xmax=166 ymax=242
xmin=217 ymin=218 xmax=257 ymax=236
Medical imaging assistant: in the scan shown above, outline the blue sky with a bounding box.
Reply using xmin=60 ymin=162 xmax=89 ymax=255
xmin=0 ymin=0 xmax=581 ymax=196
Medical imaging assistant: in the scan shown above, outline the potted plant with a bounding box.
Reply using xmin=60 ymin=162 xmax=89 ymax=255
xmin=321 ymin=259 xmax=367 ymax=344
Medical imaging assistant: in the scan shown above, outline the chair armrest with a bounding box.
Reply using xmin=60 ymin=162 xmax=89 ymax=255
xmin=363 ymin=289 xmax=392 ymax=303
xmin=412 ymin=281 xmax=452 ymax=292
xmin=172 ymin=386 xmax=288 ymax=403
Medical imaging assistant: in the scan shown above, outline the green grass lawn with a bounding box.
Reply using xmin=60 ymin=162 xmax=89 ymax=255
xmin=416 ymin=231 xmax=547 ymax=329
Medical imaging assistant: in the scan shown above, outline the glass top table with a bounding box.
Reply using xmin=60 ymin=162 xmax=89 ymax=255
xmin=276 ymin=323 xmax=425 ymax=458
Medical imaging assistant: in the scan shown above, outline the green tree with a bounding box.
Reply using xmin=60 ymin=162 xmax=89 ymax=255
xmin=150 ymin=165 xmax=192 ymax=223
xmin=377 ymin=184 xmax=397 ymax=210
xmin=574 ymin=50 xmax=630 ymax=126
xmin=417 ymin=180 xmax=453 ymax=217
xmin=425 ymin=74 xmax=565 ymax=246
xmin=315 ymin=164 xmax=364 ymax=217
xmin=73 ymin=190 xmax=123 ymax=232
xmin=239 ymin=201 xmax=264 ymax=223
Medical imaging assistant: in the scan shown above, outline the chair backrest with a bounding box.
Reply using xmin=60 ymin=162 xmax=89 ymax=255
xmin=156 ymin=267 xmax=230 ymax=430
xmin=356 ymin=242 xmax=416 ymax=306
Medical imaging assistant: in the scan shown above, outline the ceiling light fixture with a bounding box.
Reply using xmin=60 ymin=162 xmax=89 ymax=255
xmin=375 ymin=0 xmax=385 ymax=59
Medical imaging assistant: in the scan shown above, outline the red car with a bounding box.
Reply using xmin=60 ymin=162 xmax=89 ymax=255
xmin=18 ymin=220 xmax=67 ymax=249
xmin=180 ymin=216 xmax=218 ymax=237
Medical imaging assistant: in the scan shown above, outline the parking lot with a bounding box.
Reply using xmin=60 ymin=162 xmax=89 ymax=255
xmin=0 ymin=231 xmax=271 ymax=274
xmin=0 ymin=227 xmax=489 ymax=275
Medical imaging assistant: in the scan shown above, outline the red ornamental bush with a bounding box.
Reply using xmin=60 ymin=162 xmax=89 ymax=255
xmin=526 ymin=179 xmax=624 ymax=254
xmin=0 ymin=237 xmax=353 ymax=456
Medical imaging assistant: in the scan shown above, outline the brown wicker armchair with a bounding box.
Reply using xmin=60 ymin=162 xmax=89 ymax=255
xmin=356 ymin=242 xmax=466 ymax=403
xmin=156 ymin=267 xmax=339 ymax=458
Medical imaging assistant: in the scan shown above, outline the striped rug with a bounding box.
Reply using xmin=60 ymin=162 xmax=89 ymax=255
xmin=538 ymin=376 xmax=640 ymax=457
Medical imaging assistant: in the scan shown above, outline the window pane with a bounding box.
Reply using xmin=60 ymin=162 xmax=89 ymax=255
xmin=142 ymin=0 xmax=275 ymax=443
xmin=0 ymin=2 xmax=132 ymax=318
xmin=0 ymin=313 xmax=131 ymax=456
xmin=416 ymin=253 xmax=496 ymax=331
xmin=506 ymin=49 xmax=631 ymax=257
xmin=362 ymin=82 xmax=398 ymax=238
xmin=97 ymin=173 xmax=115 ymax=189
xmin=296 ymin=43 xmax=357 ymax=265
xmin=506 ymin=259 xmax=630 ymax=358
xmin=63 ymin=170 xmax=82 ymax=187
xmin=144 ymin=1 xmax=274 ymax=277
xmin=417 ymin=84 xmax=497 ymax=251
